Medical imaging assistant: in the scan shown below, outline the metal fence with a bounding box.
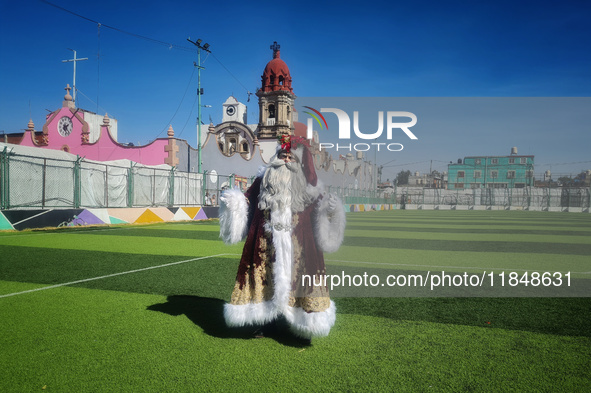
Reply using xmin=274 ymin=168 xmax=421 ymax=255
xmin=0 ymin=150 xmax=394 ymax=210
xmin=0 ymin=150 xmax=241 ymax=210
xmin=327 ymin=186 xmax=396 ymax=205
xmin=396 ymin=186 xmax=591 ymax=210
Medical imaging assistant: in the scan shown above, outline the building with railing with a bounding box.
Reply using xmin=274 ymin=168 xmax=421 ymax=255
xmin=447 ymin=148 xmax=534 ymax=190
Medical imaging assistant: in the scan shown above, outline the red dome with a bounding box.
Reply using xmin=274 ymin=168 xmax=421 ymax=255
xmin=294 ymin=121 xmax=308 ymax=138
xmin=261 ymin=50 xmax=293 ymax=93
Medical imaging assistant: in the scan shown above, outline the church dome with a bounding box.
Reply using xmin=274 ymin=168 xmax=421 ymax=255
xmin=261 ymin=42 xmax=293 ymax=93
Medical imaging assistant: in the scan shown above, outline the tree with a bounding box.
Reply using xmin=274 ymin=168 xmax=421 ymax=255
xmin=396 ymin=170 xmax=411 ymax=185
xmin=557 ymin=176 xmax=571 ymax=186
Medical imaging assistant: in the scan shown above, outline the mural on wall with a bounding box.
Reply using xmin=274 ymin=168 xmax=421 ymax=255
xmin=0 ymin=204 xmax=394 ymax=231
xmin=0 ymin=206 xmax=219 ymax=231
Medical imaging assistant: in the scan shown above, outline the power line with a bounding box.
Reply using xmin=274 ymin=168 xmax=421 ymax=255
xmin=41 ymin=0 xmax=254 ymax=139
xmin=177 ymin=91 xmax=199 ymax=138
xmin=537 ymin=160 xmax=591 ymax=167
xmin=40 ymin=0 xmax=195 ymax=53
xmin=155 ymin=66 xmax=197 ymax=139
xmin=211 ymin=52 xmax=252 ymax=98
xmin=382 ymin=160 xmax=432 ymax=168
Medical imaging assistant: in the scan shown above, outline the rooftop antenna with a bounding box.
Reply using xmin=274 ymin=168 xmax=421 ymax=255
xmin=62 ymin=49 xmax=88 ymax=105
xmin=187 ymin=37 xmax=211 ymax=173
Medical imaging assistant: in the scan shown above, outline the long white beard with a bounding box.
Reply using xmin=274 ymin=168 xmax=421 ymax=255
xmin=259 ymin=158 xmax=312 ymax=214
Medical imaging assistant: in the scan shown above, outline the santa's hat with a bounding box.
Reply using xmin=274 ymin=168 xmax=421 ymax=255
xmin=276 ymin=134 xmax=318 ymax=187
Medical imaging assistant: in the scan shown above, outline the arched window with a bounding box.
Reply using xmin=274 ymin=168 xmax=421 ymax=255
xmin=242 ymin=142 xmax=249 ymax=153
xmin=268 ymin=104 xmax=276 ymax=118
xmin=270 ymin=75 xmax=275 ymax=85
xmin=279 ymin=76 xmax=284 ymax=86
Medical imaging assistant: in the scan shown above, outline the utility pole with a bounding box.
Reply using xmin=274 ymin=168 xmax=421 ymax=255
xmin=62 ymin=49 xmax=88 ymax=105
xmin=187 ymin=38 xmax=211 ymax=173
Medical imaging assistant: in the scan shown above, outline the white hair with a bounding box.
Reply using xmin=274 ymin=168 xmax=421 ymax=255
xmin=258 ymin=154 xmax=314 ymax=213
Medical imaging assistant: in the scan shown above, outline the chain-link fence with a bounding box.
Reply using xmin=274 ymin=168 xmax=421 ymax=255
xmin=0 ymin=150 xmax=210 ymax=210
xmin=8 ymin=149 xmax=584 ymax=211
xmin=0 ymin=149 xmax=396 ymax=210
xmin=396 ymin=186 xmax=591 ymax=210
xmin=327 ymin=185 xmax=396 ymax=205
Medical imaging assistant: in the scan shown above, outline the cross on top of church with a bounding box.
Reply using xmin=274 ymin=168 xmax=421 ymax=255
xmin=270 ymin=41 xmax=280 ymax=58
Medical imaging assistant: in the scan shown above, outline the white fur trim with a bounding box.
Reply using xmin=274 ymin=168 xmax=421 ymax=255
xmin=284 ymin=301 xmax=337 ymax=338
xmin=256 ymin=165 xmax=267 ymax=178
xmin=225 ymin=201 xmax=340 ymax=337
xmin=269 ymin=208 xmax=293 ymax=313
xmin=224 ymin=301 xmax=278 ymax=327
xmin=314 ymin=194 xmax=346 ymax=253
xmin=306 ymin=179 xmax=323 ymax=200
xmin=219 ymin=188 xmax=249 ymax=245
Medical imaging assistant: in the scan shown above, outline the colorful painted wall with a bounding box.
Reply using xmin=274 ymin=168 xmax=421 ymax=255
xmin=0 ymin=204 xmax=393 ymax=231
xmin=0 ymin=207 xmax=218 ymax=231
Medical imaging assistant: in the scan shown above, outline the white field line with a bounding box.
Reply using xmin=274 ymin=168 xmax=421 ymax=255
xmin=325 ymin=259 xmax=591 ymax=275
xmin=11 ymin=209 xmax=54 ymax=226
xmin=0 ymin=253 xmax=241 ymax=299
xmin=0 ymin=223 xmax=148 ymax=239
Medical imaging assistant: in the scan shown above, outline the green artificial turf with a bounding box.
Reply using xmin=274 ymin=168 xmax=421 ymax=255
xmin=0 ymin=212 xmax=590 ymax=392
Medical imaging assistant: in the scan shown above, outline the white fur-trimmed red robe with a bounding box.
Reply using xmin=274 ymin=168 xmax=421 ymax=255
xmin=219 ymin=173 xmax=346 ymax=339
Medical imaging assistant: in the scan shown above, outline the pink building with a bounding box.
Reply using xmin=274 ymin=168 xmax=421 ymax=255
xmin=11 ymin=85 xmax=179 ymax=167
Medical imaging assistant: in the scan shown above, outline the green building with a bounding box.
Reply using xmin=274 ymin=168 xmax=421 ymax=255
xmin=447 ymin=150 xmax=534 ymax=190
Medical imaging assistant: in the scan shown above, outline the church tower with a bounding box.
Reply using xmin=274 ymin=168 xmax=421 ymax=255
xmin=256 ymin=42 xmax=295 ymax=139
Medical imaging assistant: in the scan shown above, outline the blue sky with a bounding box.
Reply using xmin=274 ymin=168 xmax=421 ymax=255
xmin=1 ymin=0 xmax=590 ymax=179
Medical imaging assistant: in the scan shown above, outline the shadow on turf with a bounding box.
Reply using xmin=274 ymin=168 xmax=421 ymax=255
xmin=147 ymin=295 xmax=311 ymax=347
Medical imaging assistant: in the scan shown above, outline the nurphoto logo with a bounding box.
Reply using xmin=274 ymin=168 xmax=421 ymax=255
xmin=304 ymin=106 xmax=418 ymax=152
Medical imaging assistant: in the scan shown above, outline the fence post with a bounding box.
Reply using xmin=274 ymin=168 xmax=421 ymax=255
xmin=127 ymin=163 xmax=134 ymax=208
xmin=229 ymin=174 xmax=235 ymax=189
xmin=169 ymin=167 xmax=176 ymax=207
xmin=105 ymin=164 xmax=109 ymax=208
xmin=527 ymin=186 xmax=531 ymax=210
xmin=217 ymin=174 xmax=221 ymax=205
xmin=42 ymin=158 xmax=47 ymax=209
xmin=0 ymin=147 xmax=7 ymax=209
xmin=202 ymin=170 xmax=208 ymax=206
xmin=151 ymin=169 xmax=156 ymax=206
xmin=74 ymin=156 xmax=82 ymax=208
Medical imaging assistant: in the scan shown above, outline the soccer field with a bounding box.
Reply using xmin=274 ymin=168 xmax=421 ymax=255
xmin=1 ymin=210 xmax=590 ymax=392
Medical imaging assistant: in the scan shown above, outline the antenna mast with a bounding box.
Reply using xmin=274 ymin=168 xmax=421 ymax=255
xmin=62 ymin=49 xmax=88 ymax=105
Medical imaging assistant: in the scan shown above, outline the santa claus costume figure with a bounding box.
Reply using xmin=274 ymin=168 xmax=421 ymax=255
xmin=219 ymin=135 xmax=346 ymax=343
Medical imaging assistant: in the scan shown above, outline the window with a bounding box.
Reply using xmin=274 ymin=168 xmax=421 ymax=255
xmin=521 ymin=157 xmax=527 ymax=164
xmin=474 ymin=170 xmax=481 ymax=179
xmin=455 ymin=183 xmax=465 ymax=189
xmin=509 ymin=158 xmax=515 ymax=164
xmin=458 ymin=171 xmax=465 ymax=178
xmin=507 ymin=170 xmax=516 ymax=179
xmin=279 ymin=76 xmax=284 ymax=86
xmin=491 ymin=158 xmax=498 ymax=164
xmin=268 ymin=104 xmax=276 ymax=118
xmin=475 ymin=158 xmax=482 ymax=165
xmin=515 ymin=183 xmax=525 ymax=188
xmin=490 ymin=170 xmax=498 ymax=178
xmin=229 ymin=138 xmax=237 ymax=153
xmin=241 ymin=142 xmax=249 ymax=153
